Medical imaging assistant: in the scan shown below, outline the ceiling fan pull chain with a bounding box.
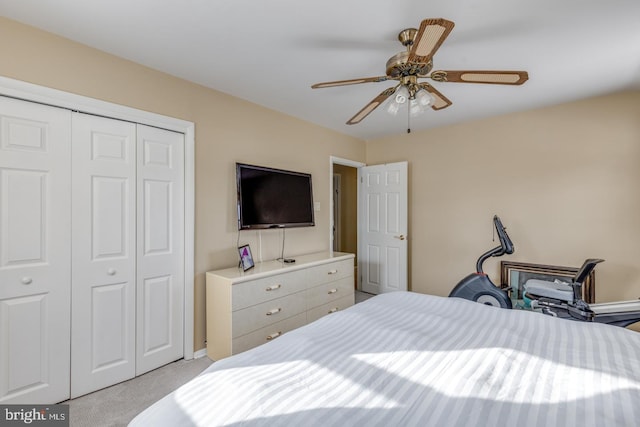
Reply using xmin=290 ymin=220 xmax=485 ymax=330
xmin=407 ymin=101 xmax=411 ymax=133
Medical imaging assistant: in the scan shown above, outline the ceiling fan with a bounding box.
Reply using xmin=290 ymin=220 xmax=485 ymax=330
xmin=311 ymin=18 xmax=528 ymax=127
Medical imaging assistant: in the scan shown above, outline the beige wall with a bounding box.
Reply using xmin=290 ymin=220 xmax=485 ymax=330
xmin=3 ymin=16 xmax=639 ymax=347
xmin=367 ymin=90 xmax=640 ymax=309
xmin=0 ymin=17 xmax=365 ymax=352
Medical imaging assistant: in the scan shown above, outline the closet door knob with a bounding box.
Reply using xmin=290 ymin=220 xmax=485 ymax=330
xmin=107 ymin=268 xmax=117 ymax=276
xmin=21 ymin=277 xmax=33 ymax=285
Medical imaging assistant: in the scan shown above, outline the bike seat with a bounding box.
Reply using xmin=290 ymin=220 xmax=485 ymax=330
xmin=524 ymin=279 xmax=573 ymax=303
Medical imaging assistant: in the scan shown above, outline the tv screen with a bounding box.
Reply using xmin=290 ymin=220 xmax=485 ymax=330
xmin=236 ymin=163 xmax=315 ymax=230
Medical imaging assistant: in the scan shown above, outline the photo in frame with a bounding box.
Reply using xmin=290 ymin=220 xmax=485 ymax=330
xmin=238 ymin=244 xmax=254 ymax=271
xmin=500 ymin=261 xmax=596 ymax=307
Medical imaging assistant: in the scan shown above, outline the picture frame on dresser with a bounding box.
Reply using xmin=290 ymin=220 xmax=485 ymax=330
xmin=238 ymin=244 xmax=254 ymax=271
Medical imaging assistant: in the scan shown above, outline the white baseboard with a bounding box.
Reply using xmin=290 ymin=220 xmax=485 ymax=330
xmin=193 ymin=348 xmax=208 ymax=359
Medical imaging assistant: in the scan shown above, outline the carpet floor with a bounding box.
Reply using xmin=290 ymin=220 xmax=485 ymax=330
xmin=64 ymin=356 xmax=213 ymax=427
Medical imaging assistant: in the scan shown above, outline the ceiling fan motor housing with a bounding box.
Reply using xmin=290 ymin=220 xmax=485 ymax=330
xmin=386 ymin=51 xmax=432 ymax=78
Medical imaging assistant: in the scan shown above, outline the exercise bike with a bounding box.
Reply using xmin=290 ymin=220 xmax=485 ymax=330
xmin=450 ymin=216 xmax=640 ymax=327
xmin=524 ymin=259 xmax=640 ymax=327
xmin=449 ymin=215 xmax=514 ymax=308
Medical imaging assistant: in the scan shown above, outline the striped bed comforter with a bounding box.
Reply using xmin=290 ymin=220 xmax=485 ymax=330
xmin=129 ymin=292 xmax=640 ymax=427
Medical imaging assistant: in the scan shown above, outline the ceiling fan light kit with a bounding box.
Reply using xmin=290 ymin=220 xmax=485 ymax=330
xmin=386 ymin=85 xmax=435 ymax=116
xmin=311 ymin=18 xmax=529 ymax=130
xmin=414 ymin=89 xmax=436 ymax=108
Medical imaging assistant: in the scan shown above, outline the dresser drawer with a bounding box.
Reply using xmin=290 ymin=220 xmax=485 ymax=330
xmin=232 ymin=312 xmax=307 ymax=354
xmin=232 ymin=291 xmax=307 ymax=338
xmin=307 ymin=295 xmax=354 ymax=324
xmin=304 ymin=259 xmax=354 ymax=288
xmin=306 ymin=276 xmax=354 ymax=309
xmin=232 ymin=268 xmax=307 ymax=311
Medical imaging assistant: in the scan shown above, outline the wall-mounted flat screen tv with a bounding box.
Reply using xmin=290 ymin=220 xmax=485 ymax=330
xmin=236 ymin=163 xmax=315 ymax=230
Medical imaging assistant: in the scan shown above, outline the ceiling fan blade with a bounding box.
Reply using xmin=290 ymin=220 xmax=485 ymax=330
xmin=418 ymin=83 xmax=452 ymax=110
xmin=431 ymin=70 xmax=529 ymax=85
xmin=346 ymin=86 xmax=397 ymax=125
xmin=311 ymin=76 xmax=390 ymax=89
xmin=407 ymin=18 xmax=455 ymax=64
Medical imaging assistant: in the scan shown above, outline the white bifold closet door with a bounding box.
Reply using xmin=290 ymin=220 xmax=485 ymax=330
xmin=135 ymin=124 xmax=184 ymax=376
xmin=0 ymin=97 xmax=72 ymax=404
xmin=71 ymin=113 xmax=184 ymax=398
xmin=71 ymin=114 xmax=138 ymax=397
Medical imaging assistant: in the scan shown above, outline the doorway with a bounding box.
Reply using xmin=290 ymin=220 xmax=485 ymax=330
xmin=330 ymin=157 xmax=363 ymax=289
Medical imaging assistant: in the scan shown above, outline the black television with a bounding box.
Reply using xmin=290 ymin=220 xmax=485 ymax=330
xmin=236 ymin=163 xmax=315 ymax=230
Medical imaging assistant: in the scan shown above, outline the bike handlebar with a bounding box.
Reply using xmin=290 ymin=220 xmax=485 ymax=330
xmin=476 ymin=215 xmax=514 ymax=273
xmin=493 ymin=215 xmax=514 ymax=255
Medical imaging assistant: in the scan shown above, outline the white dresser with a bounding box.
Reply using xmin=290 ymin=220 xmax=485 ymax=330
xmin=206 ymin=251 xmax=355 ymax=360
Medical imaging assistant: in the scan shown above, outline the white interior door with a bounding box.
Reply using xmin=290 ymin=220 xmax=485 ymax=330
xmin=136 ymin=125 xmax=184 ymax=375
xmin=71 ymin=113 xmax=137 ymax=398
xmin=0 ymin=97 xmax=71 ymax=403
xmin=358 ymin=161 xmax=408 ymax=294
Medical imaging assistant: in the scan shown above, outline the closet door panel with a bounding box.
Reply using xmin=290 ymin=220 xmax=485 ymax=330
xmin=136 ymin=125 xmax=184 ymax=375
xmin=0 ymin=97 xmax=71 ymax=404
xmin=71 ymin=113 xmax=136 ymax=398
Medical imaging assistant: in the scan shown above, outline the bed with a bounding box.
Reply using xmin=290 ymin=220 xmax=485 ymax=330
xmin=129 ymin=291 xmax=640 ymax=426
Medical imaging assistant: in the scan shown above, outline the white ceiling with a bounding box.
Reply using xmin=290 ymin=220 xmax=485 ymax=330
xmin=1 ymin=0 xmax=639 ymax=140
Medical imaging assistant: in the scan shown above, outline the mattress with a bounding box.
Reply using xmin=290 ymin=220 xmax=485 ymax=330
xmin=129 ymin=291 xmax=640 ymax=427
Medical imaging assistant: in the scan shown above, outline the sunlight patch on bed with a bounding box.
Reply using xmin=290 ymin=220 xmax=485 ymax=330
xmin=352 ymin=348 xmax=640 ymax=404
xmin=171 ymin=359 xmax=403 ymax=424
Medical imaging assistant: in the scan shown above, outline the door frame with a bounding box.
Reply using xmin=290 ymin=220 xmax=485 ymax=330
xmin=332 ymin=173 xmax=341 ymax=251
xmin=329 ymin=156 xmax=365 ymax=288
xmin=0 ymin=76 xmax=196 ymax=360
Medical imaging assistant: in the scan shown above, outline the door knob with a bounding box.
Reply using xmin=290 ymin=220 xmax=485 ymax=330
xmin=394 ymin=234 xmax=406 ymax=240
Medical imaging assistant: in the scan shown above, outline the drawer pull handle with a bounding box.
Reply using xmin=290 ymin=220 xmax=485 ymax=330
xmin=328 ymin=288 xmax=338 ymax=294
xmin=328 ymin=307 xmax=339 ymax=314
xmin=21 ymin=277 xmax=33 ymax=285
xmin=266 ymin=308 xmax=282 ymax=316
xmin=266 ymin=332 xmax=282 ymax=341
xmin=266 ymin=284 xmax=281 ymax=291
xmin=327 ymin=269 xmax=338 ymax=275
